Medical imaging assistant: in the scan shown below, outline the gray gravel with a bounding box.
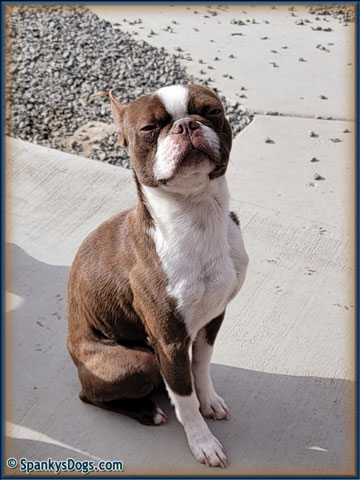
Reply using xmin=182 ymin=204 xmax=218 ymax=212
xmin=307 ymin=4 xmax=355 ymax=24
xmin=5 ymin=5 xmax=253 ymax=168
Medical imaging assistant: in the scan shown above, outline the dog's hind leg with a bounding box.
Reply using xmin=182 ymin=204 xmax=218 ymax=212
xmin=79 ymin=395 xmax=167 ymax=426
xmin=72 ymin=342 xmax=166 ymax=425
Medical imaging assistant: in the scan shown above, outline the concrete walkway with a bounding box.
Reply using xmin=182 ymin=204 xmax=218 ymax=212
xmin=5 ymin=3 xmax=355 ymax=477
xmin=5 ymin=134 xmax=354 ymax=476
xmin=89 ymin=4 xmax=355 ymax=119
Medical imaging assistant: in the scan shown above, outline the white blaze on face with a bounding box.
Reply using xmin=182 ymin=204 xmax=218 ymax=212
xmin=153 ymin=85 xmax=221 ymax=188
xmin=154 ymin=85 xmax=189 ymax=181
xmin=157 ymin=85 xmax=189 ymax=121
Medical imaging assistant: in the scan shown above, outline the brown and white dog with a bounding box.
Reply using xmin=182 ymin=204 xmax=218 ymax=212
xmin=67 ymin=84 xmax=249 ymax=468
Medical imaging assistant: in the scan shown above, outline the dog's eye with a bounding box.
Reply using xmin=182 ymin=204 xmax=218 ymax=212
xmin=140 ymin=124 xmax=157 ymax=132
xmin=208 ymin=108 xmax=222 ymax=116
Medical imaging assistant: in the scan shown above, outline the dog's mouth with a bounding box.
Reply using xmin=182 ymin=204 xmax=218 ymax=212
xmin=180 ymin=149 xmax=211 ymax=167
xmin=159 ymin=148 xmax=214 ymax=185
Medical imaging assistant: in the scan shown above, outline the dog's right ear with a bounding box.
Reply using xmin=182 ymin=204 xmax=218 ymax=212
xmin=109 ymin=89 xmax=128 ymax=147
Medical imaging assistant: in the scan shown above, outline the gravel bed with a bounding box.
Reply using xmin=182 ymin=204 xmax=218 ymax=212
xmin=307 ymin=4 xmax=355 ymax=23
xmin=5 ymin=5 xmax=253 ymax=168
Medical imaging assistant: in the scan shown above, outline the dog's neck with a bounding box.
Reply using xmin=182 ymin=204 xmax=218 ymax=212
xmin=140 ymin=176 xmax=230 ymax=250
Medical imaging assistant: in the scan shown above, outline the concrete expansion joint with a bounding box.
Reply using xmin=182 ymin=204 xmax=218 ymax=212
xmin=252 ymin=111 xmax=355 ymax=123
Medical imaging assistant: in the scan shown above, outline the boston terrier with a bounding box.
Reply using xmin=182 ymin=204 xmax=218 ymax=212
xmin=67 ymin=84 xmax=249 ymax=468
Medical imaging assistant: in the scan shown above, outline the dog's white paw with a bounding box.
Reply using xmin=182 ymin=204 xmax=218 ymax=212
xmin=188 ymin=430 xmax=227 ymax=468
xmin=199 ymin=393 xmax=230 ymax=420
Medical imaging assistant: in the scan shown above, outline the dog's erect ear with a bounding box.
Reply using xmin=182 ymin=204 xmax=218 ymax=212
xmin=109 ymin=89 xmax=128 ymax=147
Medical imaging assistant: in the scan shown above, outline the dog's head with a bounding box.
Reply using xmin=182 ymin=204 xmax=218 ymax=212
xmin=110 ymin=84 xmax=232 ymax=194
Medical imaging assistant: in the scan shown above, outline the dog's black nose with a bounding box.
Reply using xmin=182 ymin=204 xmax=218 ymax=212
xmin=172 ymin=118 xmax=200 ymax=135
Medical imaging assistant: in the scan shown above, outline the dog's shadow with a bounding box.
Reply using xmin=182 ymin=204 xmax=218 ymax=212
xmin=5 ymin=243 xmax=354 ymax=475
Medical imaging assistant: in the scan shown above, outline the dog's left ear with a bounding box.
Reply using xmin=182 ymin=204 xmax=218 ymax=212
xmin=109 ymin=89 xmax=128 ymax=147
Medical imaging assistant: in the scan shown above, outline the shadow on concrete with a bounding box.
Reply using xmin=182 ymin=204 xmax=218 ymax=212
xmin=4 ymin=243 xmax=355 ymax=475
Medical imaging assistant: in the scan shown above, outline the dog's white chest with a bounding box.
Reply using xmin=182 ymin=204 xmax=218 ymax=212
xmin=143 ymin=177 xmax=247 ymax=340
xmin=169 ymin=251 xmax=238 ymax=337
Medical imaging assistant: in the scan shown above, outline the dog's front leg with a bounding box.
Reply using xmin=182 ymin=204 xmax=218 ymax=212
xmin=156 ymin=340 xmax=227 ymax=468
xmin=192 ymin=313 xmax=230 ymax=420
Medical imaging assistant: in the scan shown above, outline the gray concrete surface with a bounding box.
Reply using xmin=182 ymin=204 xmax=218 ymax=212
xmin=227 ymin=115 xmax=355 ymax=231
xmin=4 ymin=3 xmax=356 ymax=476
xmin=89 ymin=4 xmax=355 ymax=120
xmin=5 ymin=135 xmax=355 ymax=476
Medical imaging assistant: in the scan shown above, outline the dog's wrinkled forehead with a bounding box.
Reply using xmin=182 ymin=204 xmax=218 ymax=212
xmin=127 ymin=84 xmax=222 ymax=123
